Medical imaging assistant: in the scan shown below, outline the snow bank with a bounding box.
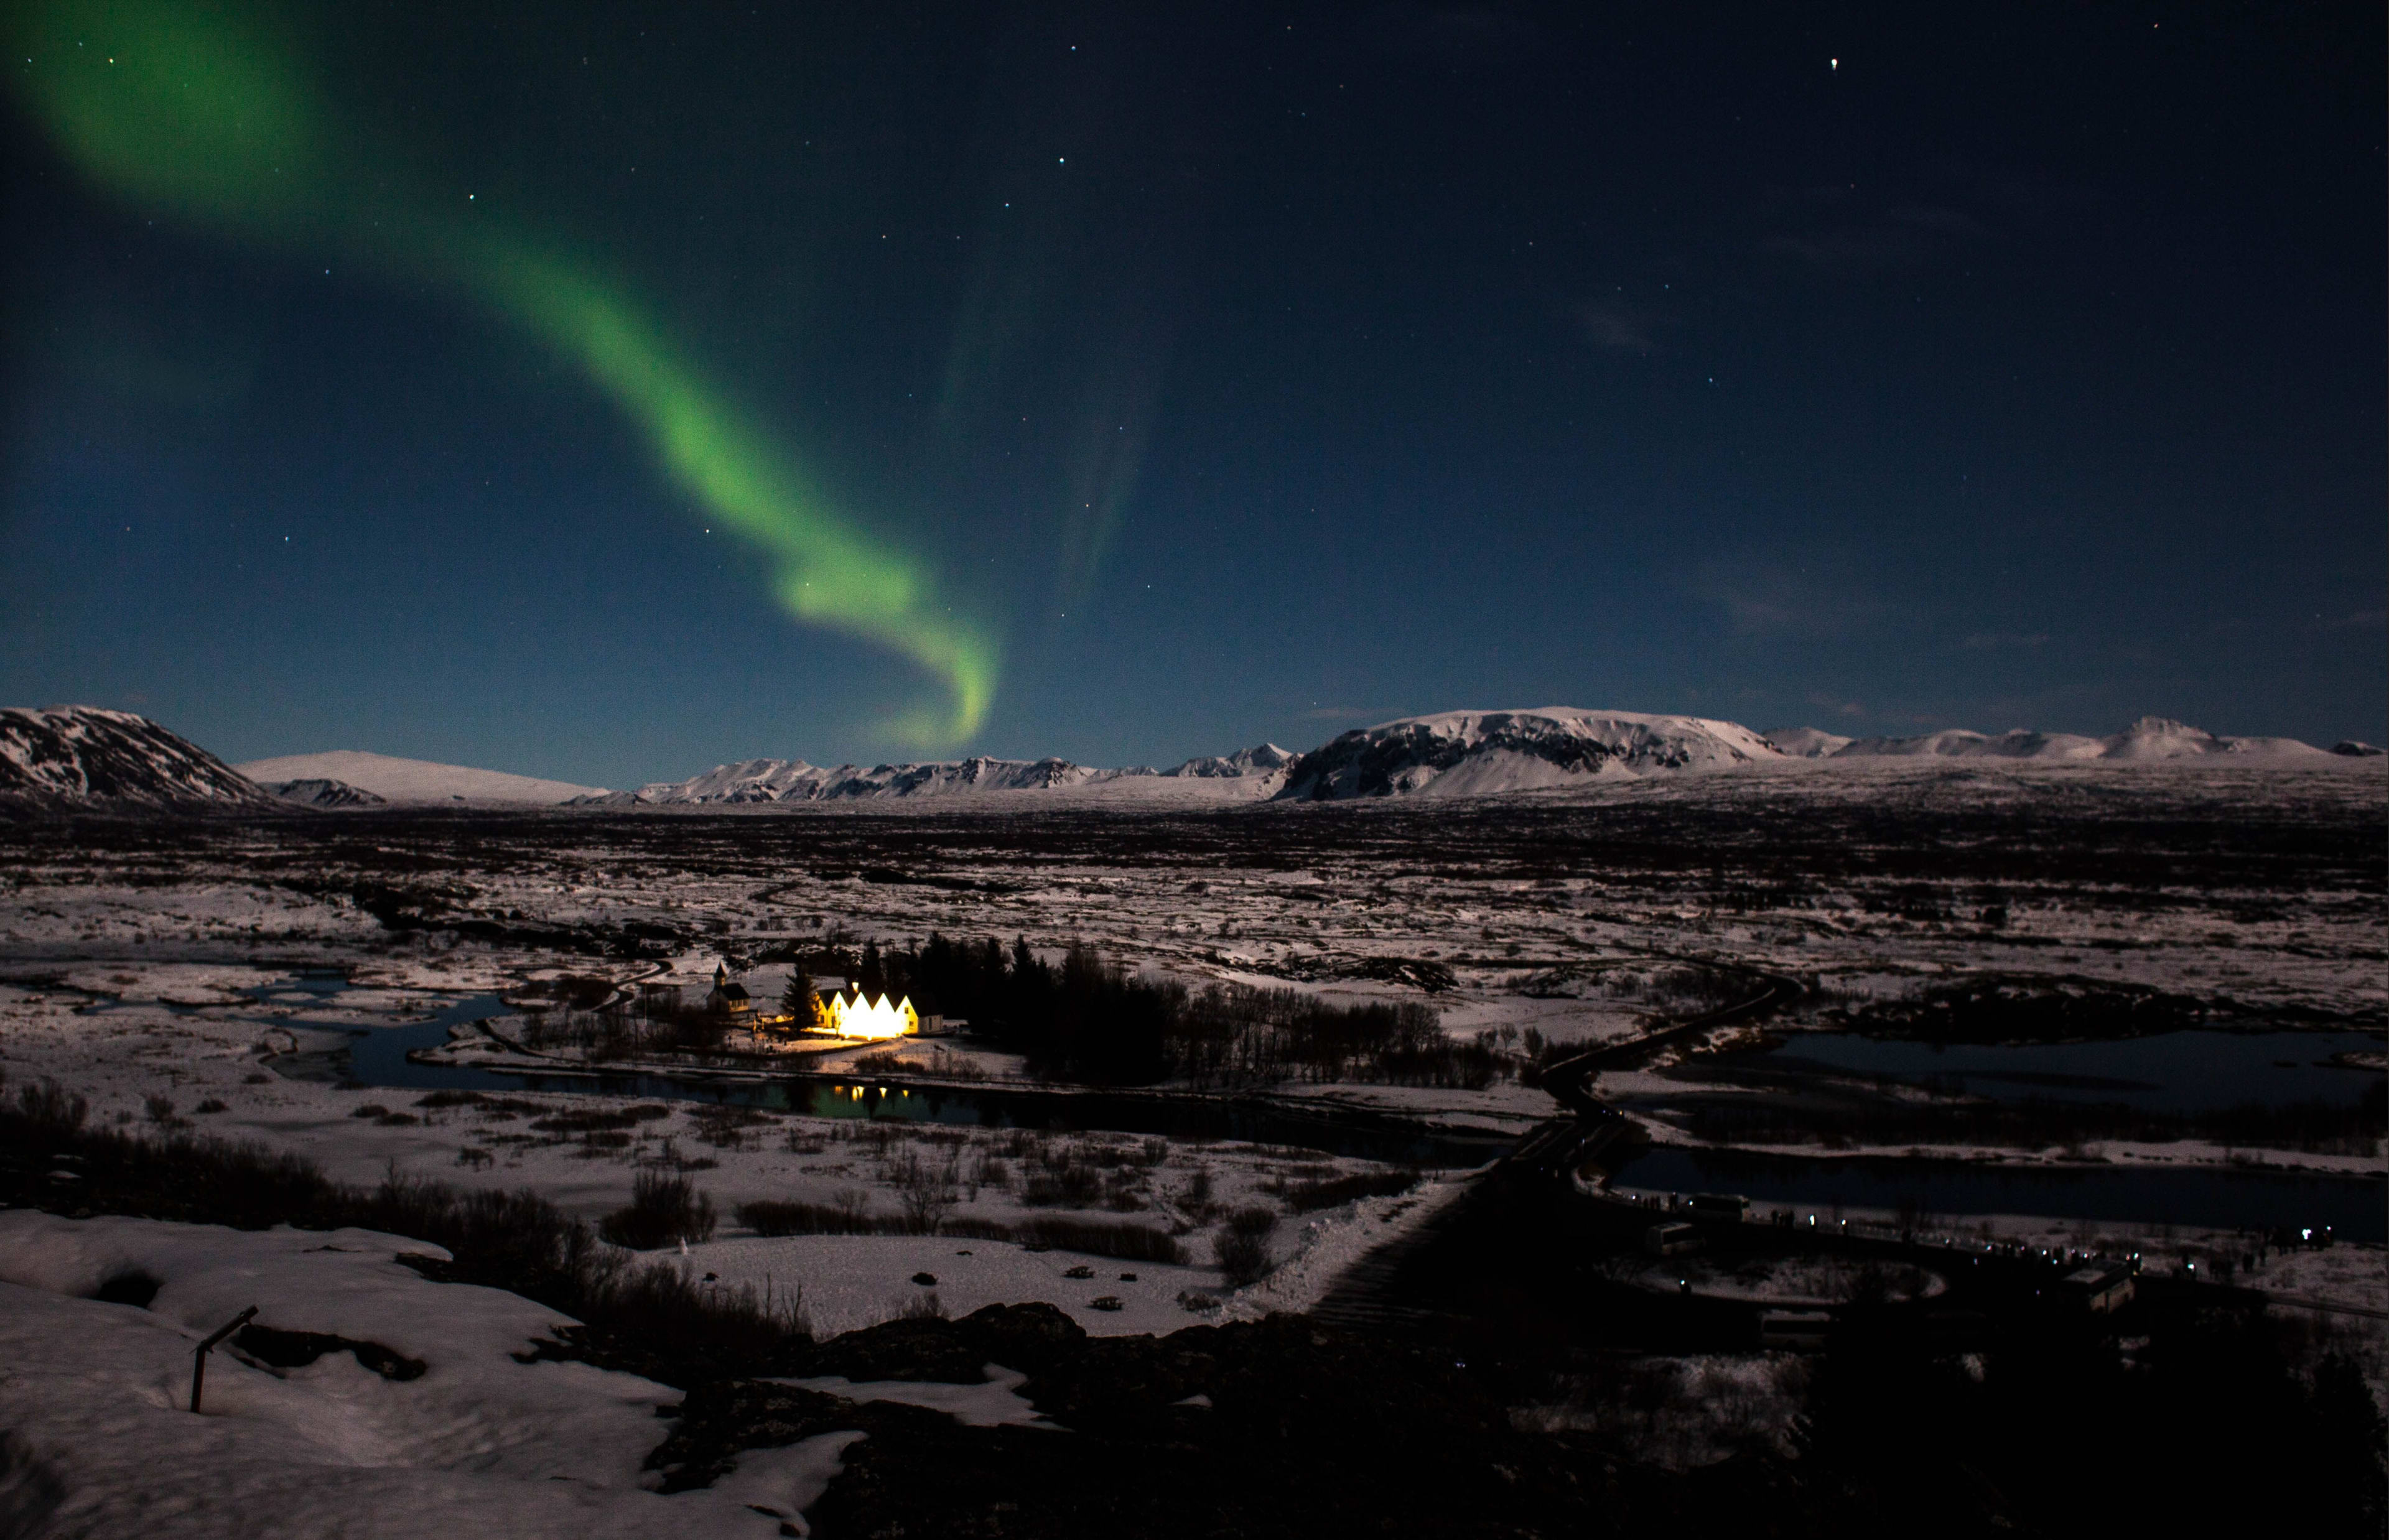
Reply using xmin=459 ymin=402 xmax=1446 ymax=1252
xmin=770 ymin=1365 xmax=1051 ymax=1427
xmin=0 ymin=1212 xmax=846 ymax=1538
xmin=681 ymin=1233 xmax=1221 ymax=1338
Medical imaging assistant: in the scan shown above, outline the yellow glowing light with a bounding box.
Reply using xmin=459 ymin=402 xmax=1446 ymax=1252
xmin=823 ymin=990 xmax=920 ymax=1040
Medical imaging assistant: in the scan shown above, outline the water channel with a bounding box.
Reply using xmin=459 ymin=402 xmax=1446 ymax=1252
xmin=1754 ymin=1027 xmax=2386 ymax=1113
xmin=262 ymin=978 xmax=2383 ymax=1240
xmin=1604 ymin=1144 xmax=2385 ymax=1241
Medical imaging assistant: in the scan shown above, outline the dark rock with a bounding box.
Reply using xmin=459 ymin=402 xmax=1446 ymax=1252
xmin=234 ymin=1322 xmax=427 ymax=1381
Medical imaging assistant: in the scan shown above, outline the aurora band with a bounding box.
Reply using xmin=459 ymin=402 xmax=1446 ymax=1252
xmin=7 ymin=0 xmax=997 ymax=744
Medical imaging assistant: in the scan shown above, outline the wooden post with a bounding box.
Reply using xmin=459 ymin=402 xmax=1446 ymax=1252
xmin=190 ymin=1306 xmax=259 ymax=1413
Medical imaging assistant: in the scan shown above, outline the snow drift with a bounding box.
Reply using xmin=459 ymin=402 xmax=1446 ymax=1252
xmin=0 ymin=1211 xmax=851 ymax=1538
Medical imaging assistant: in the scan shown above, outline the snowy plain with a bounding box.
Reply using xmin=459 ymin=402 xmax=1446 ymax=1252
xmin=0 ymin=754 xmax=2382 ymax=1529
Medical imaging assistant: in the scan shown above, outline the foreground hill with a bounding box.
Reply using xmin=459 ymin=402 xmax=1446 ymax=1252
xmin=1275 ymin=710 xmax=1784 ymax=800
xmin=233 ymin=751 xmax=607 ymax=805
xmin=0 ymin=707 xmax=274 ymax=807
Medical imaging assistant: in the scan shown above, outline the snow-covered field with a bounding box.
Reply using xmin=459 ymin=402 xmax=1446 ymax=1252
xmin=0 ymin=760 xmax=2380 ymax=1315
xmin=2 ymin=759 xmax=2378 ymax=1172
xmin=0 ymin=759 xmax=2381 ymax=1528
xmin=0 ymin=1211 xmax=863 ymax=1537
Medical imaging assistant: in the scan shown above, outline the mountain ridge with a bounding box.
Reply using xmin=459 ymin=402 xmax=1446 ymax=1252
xmin=1276 ymin=709 xmax=1781 ymax=800
xmin=0 ymin=706 xmax=275 ymax=807
xmin=584 ymin=743 xmax=1296 ymax=805
xmin=6 ymin=704 xmax=2367 ymax=813
xmin=232 ymin=750 xmax=607 ymax=805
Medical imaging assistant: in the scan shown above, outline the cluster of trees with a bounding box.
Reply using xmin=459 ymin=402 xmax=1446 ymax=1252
xmin=524 ymin=935 xmax=1505 ymax=1088
xmin=869 ymin=934 xmax=1491 ymax=1088
xmin=520 ymin=986 xmax=729 ymax=1060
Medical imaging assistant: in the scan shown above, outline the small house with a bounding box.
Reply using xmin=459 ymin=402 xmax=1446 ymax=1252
xmin=1759 ymin=1310 xmax=1833 ymax=1351
xmin=1644 ymin=1222 xmax=1702 ymax=1256
xmin=2059 ymin=1261 xmax=2135 ymax=1314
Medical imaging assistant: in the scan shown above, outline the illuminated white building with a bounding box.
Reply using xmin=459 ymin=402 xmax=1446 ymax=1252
xmin=821 ymin=989 xmax=920 ymax=1040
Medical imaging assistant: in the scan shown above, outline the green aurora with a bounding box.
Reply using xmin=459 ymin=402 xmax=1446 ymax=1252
xmin=7 ymin=0 xmax=999 ymax=745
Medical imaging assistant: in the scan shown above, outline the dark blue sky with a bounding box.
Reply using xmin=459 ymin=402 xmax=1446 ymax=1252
xmin=6 ymin=2 xmax=2382 ymax=785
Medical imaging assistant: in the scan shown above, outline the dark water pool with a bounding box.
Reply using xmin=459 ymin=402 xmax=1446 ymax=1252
xmin=1606 ymin=1144 xmax=2385 ymax=1241
xmin=1755 ymin=1028 xmax=2385 ymax=1113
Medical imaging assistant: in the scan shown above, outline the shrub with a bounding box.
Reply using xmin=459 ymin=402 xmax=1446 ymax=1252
xmin=192 ymin=1098 xmax=229 ymax=1115
xmin=1223 ymin=1205 xmax=1278 ymax=1239
xmin=600 ymin=1171 xmax=718 ymax=1250
xmin=736 ymin=1198 xmax=905 ymax=1237
xmin=0 ymin=1097 xmax=808 ymax=1383
xmin=887 ymin=1149 xmax=961 ymax=1234
xmin=529 ymin=1106 xmax=670 ymax=1136
xmin=1211 ymin=1205 xmax=1278 ymax=1287
xmin=691 ymin=1106 xmax=772 ymax=1149
xmin=1005 ymin=1216 xmax=1186 ymax=1264
xmin=1213 ymin=1229 xmax=1273 ymax=1288
xmin=1268 ymin=1168 xmax=1420 ymax=1213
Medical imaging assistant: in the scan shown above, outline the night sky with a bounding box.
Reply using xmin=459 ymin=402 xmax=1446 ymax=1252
xmin=5 ymin=2 xmax=2382 ymax=785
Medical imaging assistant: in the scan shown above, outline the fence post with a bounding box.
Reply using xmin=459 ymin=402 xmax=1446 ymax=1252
xmin=190 ymin=1306 xmax=259 ymax=1413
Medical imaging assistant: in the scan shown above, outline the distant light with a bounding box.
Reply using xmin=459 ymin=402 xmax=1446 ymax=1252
xmin=1830 ymin=58 xmax=1838 ymax=70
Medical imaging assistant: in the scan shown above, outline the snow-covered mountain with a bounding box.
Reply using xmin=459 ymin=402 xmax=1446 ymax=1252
xmin=1163 ymin=744 xmax=1295 ymax=779
xmin=0 ymin=707 xmax=276 ymax=807
xmin=1827 ymin=717 xmax=2328 ymax=763
xmin=2095 ymin=716 xmax=2328 ymax=761
xmin=1763 ymin=726 xmax=1854 ymax=759
xmin=29 ymin=703 xmax=2360 ymax=818
xmin=232 ymin=751 xmax=606 ymax=805
xmin=587 ymin=754 xmax=1143 ymax=805
xmin=1830 ymin=727 xmax=2107 ymax=761
xmin=258 ymin=777 xmax=388 ymax=809
xmin=1275 ymin=709 xmax=1786 ymax=800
